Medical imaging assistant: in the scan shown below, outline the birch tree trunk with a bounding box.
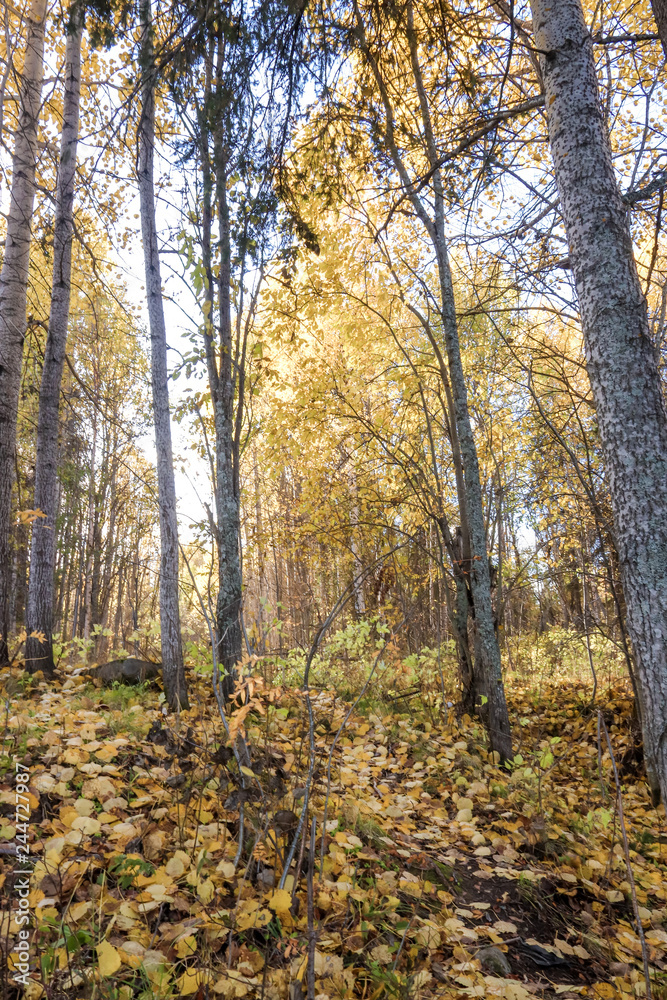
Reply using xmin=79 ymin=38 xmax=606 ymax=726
xmin=529 ymin=0 xmax=667 ymax=803
xmin=353 ymin=0 xmax=513 ymax=758
xmin=214 ymin=155 xmax=243 ymax=695
xmin=82 ymin=412 xmax=97 ymax=644
xmin=0 ymin=0 xmax=47 ymax=663
xmin=138 ymin=0 xmax=189 ymax=710
xmin=25 ymin=14 xmax=82 ymax=676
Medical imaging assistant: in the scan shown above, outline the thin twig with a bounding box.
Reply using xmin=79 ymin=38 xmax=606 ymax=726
xmin=392 ymin=915 xmax=414 ymax=971
xmin=279 ymin=548 xmax=405 ymax=890
xmin=292 ymin=818 xmax=308 ymax=906
xmin=318 ymin=616 xmax=408 ymax=875
xmin=234 ymin=804 xmax=245 ymax=869
xmin=306 ymin=818 xmax=317 ymax=1000
xmin=597 ymin=713 xmax=652 ymax=999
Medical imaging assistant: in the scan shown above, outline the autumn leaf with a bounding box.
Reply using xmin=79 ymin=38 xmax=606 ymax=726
xmin=97 ymin=940 xmax=121 ymax=976
xmin=267 ymin=888 xmax=292 ymax=914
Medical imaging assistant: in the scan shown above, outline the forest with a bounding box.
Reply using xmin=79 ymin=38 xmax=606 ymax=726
xmin=0 ymin=0 xmax=667 ymax=997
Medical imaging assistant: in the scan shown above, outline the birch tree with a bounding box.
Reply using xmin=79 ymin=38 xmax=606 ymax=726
xmin=169 ymin=0 xmax=306 ymax=694
xmin=314 ymin=0 xmax=515 ymax=758
xmin=25 ymin=9 xmax=83 ymax=676
xmin=138 ymin=0 xmax=189 ymax=709
xmin=0 ymin=0 xmax=48 ymax=663
xmin=529 ymin=0 xmax=667 ymax=804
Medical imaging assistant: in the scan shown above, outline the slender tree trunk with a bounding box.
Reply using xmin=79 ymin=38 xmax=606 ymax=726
xmin=113 ymin=559 xmax=124 ymax=648
xmin=60 ymin=482 xmax=80 ymax=641
xmin=90 ymin=505 xmax=102 ymax=625
xmin=414 ymin=1 xmax=514 ymax=756
xmin=348 ymin=465 xmax=366 ymax=616
xmin=253 ymin=445 xmax=267 ymax=652
xmin=82 ymin=413 xmax=97 ymax=644
xmin=195 ymin=47 xmax=242 ymax=693
xmin=214 ymin=163 xmax=243 ymax=692
xmin=650 ymin=0 xmax=667 ymax=58
xmin=25 ymin=14 xmax=82 ymax=674
xmin=0 ymin=0 xmax=47 ymax=663
xmin=97 ymin=464 xmax=117 ymax=660
xmin=530 ymin=0 xmax=667 ymax=803
xmin=450 ymin=527 xmax=476 ymax=713
xmin=138 ymin=0 xmax=189 ymax=709
xmin=56 ymin=517 xmax=71 ymax=637
xmin=432 ymin=222 xmax=512 ymax=760
xmin=70 ymin=530 xmax=84 ymax=641
xmin=352 ymin=0 xmax=513 ymax=758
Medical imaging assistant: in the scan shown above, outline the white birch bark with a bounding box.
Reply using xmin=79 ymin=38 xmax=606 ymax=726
xmin=82 ymin=412 xmax=97 ymax=644
xmin=138 ymin=0 xmax=189 ymax=710
xmin=529 ymin=0 xmax=667 ymax=803
xmin=25 ymin=14 xmax=82 ymax=675
xmin=0 ymin=0 xmax=47 ymax=662
xmin=353 ymin=0 xmax=513 ymax=758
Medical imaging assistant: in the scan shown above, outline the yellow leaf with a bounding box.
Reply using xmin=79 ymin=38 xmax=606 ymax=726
xmin=177 ymin=969 xmax=207 ymax=995
xmin=197 ymin=878 xmax=215 ymax=904
xmin=493 ymin=920 xmax=518 ymax=934
xmin=71 ymin=815 xmax=101 ymax=835
xmin=606 ymin=890 xmax=624 ymax=903
xmin=217 ymin=860 xmax=236 ymax=879
xmin=97 ymin=940 xmax=121 ymax=976
xmin=240 ymin=766 xmax=255 ymax=778
xmin=236 ymin=907 xmax=272 ymax=931
xmin=68 ymin=900 xmax=91 ymax=922
xmin=590 ymin=985 xmax=616 ymax=999
xmin=165 ymin=851 xmax=190 ymax=877
xmin=17 ymin=509 xmax=47 ymax=525
xmin=414 ymin=924 xmax=441 ymax=950
xmin=175 ymin=935 xmax=197 ymax=959
xmin=267 ymin=889 xmax=292 ymax=913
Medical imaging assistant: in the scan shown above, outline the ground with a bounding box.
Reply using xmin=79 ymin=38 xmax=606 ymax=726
xmin=0 ymin=664 xmax=665 ymax=1000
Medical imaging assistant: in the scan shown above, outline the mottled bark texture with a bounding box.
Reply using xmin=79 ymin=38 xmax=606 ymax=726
xmin=213 ymin=165 xmax=243 ymax=697
xmin=197 ymin=46 xmax=244 ymax=696
xmin=0 ymin=0 xmax=47 ymax=663
xmin=25 ymin=13 xmax=82 ymax=676
xmin=530 ymin=0 xmax=667 ymax=803
xmin=434 ymin=248 xmax=512 ymax=758
xmin=353 ymin=0 xmax=513 ymax=759
xmin=650 ymin=0 xmax=667 ymax=58
xmin=138 ymin=0 xmax=189 ymax=710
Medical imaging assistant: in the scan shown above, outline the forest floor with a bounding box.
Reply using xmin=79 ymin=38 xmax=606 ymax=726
xmin=0 ymin=664 xmax=665 ymax=1000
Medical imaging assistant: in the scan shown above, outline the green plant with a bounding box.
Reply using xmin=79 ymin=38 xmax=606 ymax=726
xmin=355 ymin=814 xmax=386 ymax=849
xmin=104 ymin=680 xmax=152 ymax=711
xmin=40 ymin=923 xmax=94 ymax=979
xmin=108 ymin=855 xmax=154 ymax=890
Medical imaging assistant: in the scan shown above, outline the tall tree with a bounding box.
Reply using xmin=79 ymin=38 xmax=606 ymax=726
xmin=138 ymin=0 xmax=189 ymax=709
xmin=317 ymin=0 xmax=514 ymax=758
xmin=169 ymin=0 xmax=306 ymax=693
xmin=0 ymin=0 xmax=48 ymax=663
xmin=529 ymin=0 xmax=667 ymax=804
xmin=25 ymin=7 xmax=83 ymax=676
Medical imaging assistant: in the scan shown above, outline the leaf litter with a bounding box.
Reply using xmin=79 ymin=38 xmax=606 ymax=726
xmin=0 ymin=667 xmax=665 ymax=1000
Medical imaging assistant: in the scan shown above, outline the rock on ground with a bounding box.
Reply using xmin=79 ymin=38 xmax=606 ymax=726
xmin=88 ymin=657 xmax=161 ymax=685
